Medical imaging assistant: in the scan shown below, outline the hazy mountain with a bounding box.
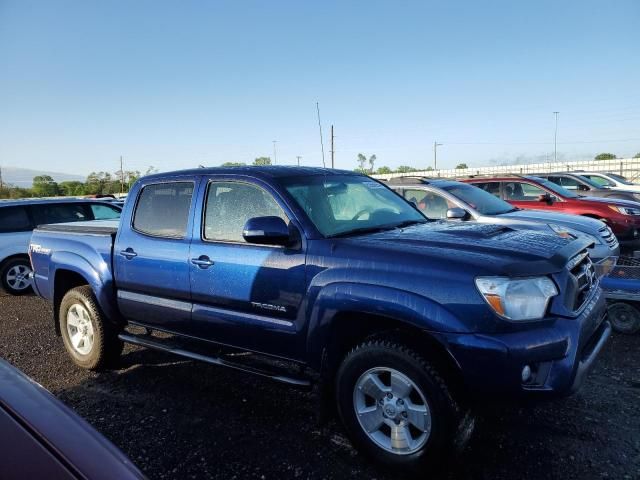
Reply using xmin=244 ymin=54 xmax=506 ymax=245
xmin=0 ymin=166 xmax=86 ymax=187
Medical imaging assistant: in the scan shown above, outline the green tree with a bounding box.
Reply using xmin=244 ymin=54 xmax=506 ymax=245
xmin=368 ymin=154 xmax=377 ymax=173
xmin=395 ymin=165 xmax=418 ymax=173
xmin=58 ymin=181 xmax=86 ymax=196
xmin=633 ymin=153 xmax=640 ymax=159
xmin=32 ymin=175 xmax=59 ymax=197
xmin=455 ymin=163 xmax=468 ymax=169
xmin=221 ymin=162 xmax=247 ymax=167
xmin=376 ymin=166 xmax=392 ymax=174
xmin=426 ymin=166 xmax=434 ymax=171
xmin=253 ymin=157 xmax=272 ymax=166
xmin=356 ymin=153 xmax=367 ymax=171
xmin=595 ymin=153 xmax=617 ymax=160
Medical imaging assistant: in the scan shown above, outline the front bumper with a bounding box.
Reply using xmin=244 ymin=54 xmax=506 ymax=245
xmin=437 ymin=287 xmax=610 ymax=399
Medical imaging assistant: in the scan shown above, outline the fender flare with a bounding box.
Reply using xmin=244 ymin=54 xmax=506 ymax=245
xmin=305 ymin=282 xmax=468 ymax=369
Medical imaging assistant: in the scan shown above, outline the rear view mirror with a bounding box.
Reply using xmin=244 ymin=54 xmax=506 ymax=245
xmin=243 ymin=216 xmax=291 ymax=246
xmin=446 ymin=207 xmax=468 ymax=220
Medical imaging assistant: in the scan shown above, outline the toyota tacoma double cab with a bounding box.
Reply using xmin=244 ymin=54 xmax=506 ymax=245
xmin=29 ymin=167 xmax=610 ymax=472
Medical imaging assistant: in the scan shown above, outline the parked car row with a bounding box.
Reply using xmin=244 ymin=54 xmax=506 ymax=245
xmin=23 ymin=166 xmax=612 ymax=473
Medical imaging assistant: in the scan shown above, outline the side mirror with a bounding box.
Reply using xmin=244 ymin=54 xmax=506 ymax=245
xmin=243 ymin=216 xmax=291 ymax=246
xmin=446 ymin=207 xmax=468 ymax=220
xmin=537 ymin=193 xmax=553 ymax=204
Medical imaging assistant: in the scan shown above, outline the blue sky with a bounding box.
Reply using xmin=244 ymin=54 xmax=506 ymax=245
xmin=1 ymin=0 xmax=639 ymax=176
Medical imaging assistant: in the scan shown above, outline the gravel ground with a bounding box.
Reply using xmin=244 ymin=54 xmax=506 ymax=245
xmin=0 ymin=292 xmax=639 ymax=480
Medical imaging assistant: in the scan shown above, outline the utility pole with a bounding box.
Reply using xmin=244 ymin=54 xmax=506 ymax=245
xmin=0 ymin=165 xmax=3 ymax=190
xmin=433 ymin=142 xmax=443 ymax=170
xmin=316 ymin=102 xmax=326 ymax=168
xmin=330 ymin=125 xmax=335 ymax=168
xmin=296 ymin=156 xmax=302 ymax=166
xmin=119 ymin=156 xmax=124 ymax=194
xmin=553 ymin=111 xmax=559 ymax=163
xmin=272 ymin=140 xmax=278 ymax=165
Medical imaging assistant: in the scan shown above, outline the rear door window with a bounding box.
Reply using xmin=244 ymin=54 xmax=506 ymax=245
xmin=32 ymin=203 xmax=90 ymax=225
xmin=90 ymin=203 xmax=121 ymax=220
xmin=0 ymin=206 xmax=32 ymax=232
xmin=132 ymin=182 xmax=194 ymax=238
xmin=504 ymin=182 xmax=546 ymax=201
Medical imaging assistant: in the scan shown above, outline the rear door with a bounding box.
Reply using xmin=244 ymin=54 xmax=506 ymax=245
xmin=188 ymin=177 xmax=307 ymax=359
xmin=114 ymin=177 xmax=199 ymax=333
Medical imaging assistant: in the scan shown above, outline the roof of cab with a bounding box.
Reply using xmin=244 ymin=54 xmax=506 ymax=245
xmin=142 ymin=165 xmax=358 ymax=181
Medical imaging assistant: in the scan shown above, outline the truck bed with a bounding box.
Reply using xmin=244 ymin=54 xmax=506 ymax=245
xmin=35 ymin=219 xmax=119 ymax=235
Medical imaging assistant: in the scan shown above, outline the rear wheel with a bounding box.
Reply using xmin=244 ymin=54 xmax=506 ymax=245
xmin=607 ymin=302 xmax=640 ymax=335
xmin=335 ymin=338 xmax=460 ymax=472
xmin=59 ymin=286 xmax=123 ymax=370
xmin=0 ymin=257 xmax=33 ymax=295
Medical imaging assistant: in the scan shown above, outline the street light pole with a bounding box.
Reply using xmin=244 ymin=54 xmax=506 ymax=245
xmin=553 ymin=112 xmax=559 ymax=163
xmin=296 ymin=156 xmax=302 ymax=166
xmin=272 ymin=140 xmax=278 ymax=165
xmin=433 ymin=142 xmax=443 ymax=170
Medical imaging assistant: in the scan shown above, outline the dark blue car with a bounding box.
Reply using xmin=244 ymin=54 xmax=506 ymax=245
xmin=29 ymin=167 xmax=610 ymax=472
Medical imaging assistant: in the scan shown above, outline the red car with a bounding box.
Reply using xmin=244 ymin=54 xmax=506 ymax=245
xmin=462 ymin=175 xmax=640 ymax=242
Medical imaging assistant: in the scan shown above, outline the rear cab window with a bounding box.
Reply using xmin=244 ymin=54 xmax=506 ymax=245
xmin=0 ymin=206 xmax=33 ymax=232
xmin=132 ymin=182 xmax=194 ymax=238
xmin=470 ymin=182 xmax=501 ymax=198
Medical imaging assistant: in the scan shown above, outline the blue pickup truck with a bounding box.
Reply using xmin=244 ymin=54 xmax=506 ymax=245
xmin=29 ymin=166 xmax=611 ymax=471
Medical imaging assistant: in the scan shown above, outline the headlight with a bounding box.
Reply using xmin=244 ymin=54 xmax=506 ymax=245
xmin=608 ymin=205 xmax=640 ymax=215
xmin=475 ymin=276 xmax=558 ymax=321
xmin=547 ymin=223 xmax=577 ymax=239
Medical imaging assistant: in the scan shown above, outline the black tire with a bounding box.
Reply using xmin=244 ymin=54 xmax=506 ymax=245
xmin=335 ymin=337 xmax=459 ymax=472
xmin=608 ymin=302 xmax=640 ymax=335
xmin=59 ymin=286 xmax=123 ymax=370
xmin=0 ymin=257 xmax=33 ymax=295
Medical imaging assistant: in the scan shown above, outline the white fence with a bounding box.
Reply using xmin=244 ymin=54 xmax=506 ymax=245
xmin=373 ymin=157 xmax=640 ymax=181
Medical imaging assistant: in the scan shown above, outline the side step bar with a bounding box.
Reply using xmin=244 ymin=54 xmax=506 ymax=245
xmin=118 ymin=332 xmax=312 ymax=388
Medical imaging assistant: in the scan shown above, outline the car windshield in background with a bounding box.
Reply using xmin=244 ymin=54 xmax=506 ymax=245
xmin=442 ymin=183 xmax=515 ymax=215
xmin=607 ymin=173 xmax=634 ymax=185
xmin=534 ymin=178 xmax=579 ymax=198
xmin=283 ymin=175 xmax=425 ymax=237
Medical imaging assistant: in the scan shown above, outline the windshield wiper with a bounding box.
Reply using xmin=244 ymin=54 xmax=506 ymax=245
xmin=328 ymin=225 xmax=399 ymax=238
xmin=391 ymin=219 xmax=428 ymax=229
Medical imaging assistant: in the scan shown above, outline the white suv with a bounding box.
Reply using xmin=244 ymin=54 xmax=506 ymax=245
xmin=578 ymin=172 xmax=640 ymax=194
xmin=0 ymin=199 xmax=121 ymax=295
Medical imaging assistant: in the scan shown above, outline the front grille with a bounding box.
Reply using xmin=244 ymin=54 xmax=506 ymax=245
xmin=566 ymin=251 xmax=597 ymax=311
xmin=598 ymin=225 xmax=618 ymax=249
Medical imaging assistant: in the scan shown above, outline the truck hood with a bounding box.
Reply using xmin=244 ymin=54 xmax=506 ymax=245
xmin=345 ymin=222 xmax=587 ymax=276
xmin=501 ymin=209 xmax=604 ymax=233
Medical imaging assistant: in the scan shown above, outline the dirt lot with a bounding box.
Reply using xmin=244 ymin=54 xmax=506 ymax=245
xmin=0 ymin=292 xmax=638 ymax=480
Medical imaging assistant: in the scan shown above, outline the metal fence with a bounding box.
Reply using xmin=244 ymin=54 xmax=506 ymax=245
xmin=373 ymin=157 xmax=640 ymax=181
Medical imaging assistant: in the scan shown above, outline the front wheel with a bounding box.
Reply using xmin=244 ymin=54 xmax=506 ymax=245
xmin=59 ymin=286 xmax=123 ymax=370
xmin=335 ymin=338 xmax=460 ymax=472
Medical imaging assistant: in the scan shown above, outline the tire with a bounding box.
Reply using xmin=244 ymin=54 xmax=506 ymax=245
xmin=59 ymin=286 xmax=123 ymax=370
xmin=607 ymin=302 xmax=640 ymax=335
xmin=335 ymin=337 xmax=459 ymax=472
xmin=0 ymin=257 xmax=33 ymax=295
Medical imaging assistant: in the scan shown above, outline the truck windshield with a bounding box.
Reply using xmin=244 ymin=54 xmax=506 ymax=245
xmin=441 ymin=183 xmax=515 ymax=215
xmin=283 ymin=175 xmax=426 ymax=237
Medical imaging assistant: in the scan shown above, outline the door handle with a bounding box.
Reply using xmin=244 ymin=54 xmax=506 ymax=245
xmin=191 ymin=256 xmax=215 ymax=268
xmin=120 ymin=248 xmax=138 ymax=259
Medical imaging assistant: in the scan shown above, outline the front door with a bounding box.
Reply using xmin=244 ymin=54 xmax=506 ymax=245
xmin=502 ymin=181 xmax=562 ymax=212
xmin=114 ymin=178 xmax=199 ymax=333
xmin=189 ymin=178 xmax=307 ymax=360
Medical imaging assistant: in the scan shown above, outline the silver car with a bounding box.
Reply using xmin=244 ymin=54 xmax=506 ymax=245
xmin=387 ymin=176 xmax=619 ymax=261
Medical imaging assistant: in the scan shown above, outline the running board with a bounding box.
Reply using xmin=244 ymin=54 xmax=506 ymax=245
xmin=118 ymin=332 xmax=311 ymax=388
